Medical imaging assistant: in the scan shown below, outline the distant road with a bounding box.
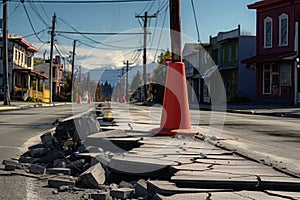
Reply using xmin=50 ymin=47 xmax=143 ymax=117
xmin=0 ymin=104 xmax=93 ymax=200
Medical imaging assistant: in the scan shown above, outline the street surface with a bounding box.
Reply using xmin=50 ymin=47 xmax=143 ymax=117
xmin=0 ymin=104 xmax=93 ymax=200
xmin=0 ymin=102 xmax=299 ymax=199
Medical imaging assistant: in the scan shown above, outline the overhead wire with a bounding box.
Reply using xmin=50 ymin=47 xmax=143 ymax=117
xmin=154 ymin=2 xmax=168 ymax=61
xmin=38 ymin=1 xmax=50 ymax=21
xmin=9 ymin=0 xmax=153 ymax=4
xmin=57 ymin=17 xmax=144 ymax=49
xmin=8 ymin=1 xmax=21 ymax=17
xmin=28 ymin=0 xmax=49 ymax=26
xmin=22 ymin=27 xmax=49 ymax=39
xmin=191 ymin=0 xmax=201 ymax=43
xmin=21 ymin=2 xmax=49 ymax=43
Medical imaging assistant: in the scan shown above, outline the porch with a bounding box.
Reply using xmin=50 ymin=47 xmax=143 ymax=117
xmin=12 ymin=68 xmax=49 ymax=103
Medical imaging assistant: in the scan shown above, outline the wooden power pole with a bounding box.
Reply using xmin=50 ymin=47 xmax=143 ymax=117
xmin=3 ymin=0 xmax=10 ymax=105
xmin=49 ymin=13 xmax=56 ymax=103
xmin=70 ymin=40 xmax=76 ymax=100
xmin=135 ymin=12 xmax=156 ymax=103
xmin=124 ymin=60 xmax=134 ymax=102
xmin=169 ymin=0 xmax=182 ymax=62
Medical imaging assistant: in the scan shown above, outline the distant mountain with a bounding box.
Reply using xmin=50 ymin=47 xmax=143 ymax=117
xmin=82 ymin=62 xmax=159 ymax=87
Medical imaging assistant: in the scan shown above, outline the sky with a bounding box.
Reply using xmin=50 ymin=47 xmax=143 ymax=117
xmin=2 ymin=0 xmax=258 ymax=73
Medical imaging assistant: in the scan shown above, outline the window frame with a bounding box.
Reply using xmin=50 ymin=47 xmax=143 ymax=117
xmin=280 ymin=63 xmax=291 ymax=86
xmin=264 ymin=17 xmax=273 ymax=48
xmin=263 ymin=63 xmax=272 ymax=94
xmin=279 ymin=13 xmax=288 ymax=47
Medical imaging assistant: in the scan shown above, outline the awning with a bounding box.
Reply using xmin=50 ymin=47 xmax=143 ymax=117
xmin=13 ymin=68 xmax=48 ymax=79
xmin=241 ymin=51 xmax=297 ymax=64
xmin=218 ymin=65 xmax=238 ymax=71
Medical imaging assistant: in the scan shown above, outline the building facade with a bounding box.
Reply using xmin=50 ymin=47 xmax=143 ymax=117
xmin=35 ymin=55 xmax=65 ymax=101
xmin=184 ymin=26 xmax=256 ymax=104
xmin=243 ymin=0 xmax=300 ymax=105
xmin=205 ymin=26 xmax=256 ymax=103
xmin=0 ymin=35 xmax=49 ymax=102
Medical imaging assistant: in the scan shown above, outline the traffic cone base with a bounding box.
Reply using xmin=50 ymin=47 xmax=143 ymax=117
xmin=77 ymin=95 xmax=82 ymax=104
xmin=151 ymin=127 xmax=199 ymax=136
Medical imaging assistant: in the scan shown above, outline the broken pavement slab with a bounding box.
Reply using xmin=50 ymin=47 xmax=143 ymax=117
xmin=109 ymin=187 xmax=135 ymax=199
xmin=46 ymin=168 xmax=71 ymax=175
xmin=78 ymin=163 xmax=106 ymax=188
xmin=2 ymin=159 xmax=21 ymax=171
xmin=153 ymin=190 xmax=299 ymax=200
xmin=29 ymin=163 xmax=47 ymax=174
xmin=147 ymin=180 xmax=232 ymax=197
xmin=171 ymin=171 xmax=259 ymax=190
xmin=48 ymin=177 xmax=76 ymax=188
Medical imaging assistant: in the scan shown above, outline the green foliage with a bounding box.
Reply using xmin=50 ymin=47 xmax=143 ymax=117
xmin=34 ymin=57 xmax=45 ymax=65
xmin=25 ymin=97 xmax=42 ymax=103
xmin=157 ymin=49 xmax=171 ymax=64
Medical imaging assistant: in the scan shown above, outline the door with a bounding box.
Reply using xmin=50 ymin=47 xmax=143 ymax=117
xmin=297 ymin=67 xmax=300 ymax=103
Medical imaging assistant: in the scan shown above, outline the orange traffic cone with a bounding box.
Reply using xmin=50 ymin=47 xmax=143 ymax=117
xmin=151 ymin=62 xmax=198 ymax=136
xmin=77 ymin=95 xmax=82 ymax=104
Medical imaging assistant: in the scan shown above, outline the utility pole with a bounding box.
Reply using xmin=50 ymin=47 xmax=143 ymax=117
xmin=3 ymin=0 xmax=10 ymax=105
xmin=124 ymin=60 xmax=134 ymax=102
xmin=135 ymin=12 xmax=156 ymax=103
xmin=169 ymin=0 xmax=182 ymax=62
xmin=49 ymin=13 xmax=56 ymax=103
xmin=70 ymin=40 xmax=76 ymax=101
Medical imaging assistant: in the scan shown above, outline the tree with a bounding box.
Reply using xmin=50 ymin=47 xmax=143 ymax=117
xmin=149 ymin=50 xmax=171 ymax=103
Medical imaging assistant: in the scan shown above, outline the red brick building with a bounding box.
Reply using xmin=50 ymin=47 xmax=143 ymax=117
xmin=243 ymin=0 xmax=300 ymax=105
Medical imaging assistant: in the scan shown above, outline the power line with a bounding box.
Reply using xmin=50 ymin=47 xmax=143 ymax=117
xmin=55 ymin=30 xmax=148 ymax=35
xmin=28 ymin=1 xmax=49 ymax=26
xmin=22 ymin=27 xmax=49 ymax=38
xmin=154 ymin=4 xmax=168 ymax=61
xmin=9 ymin=0 xmax=154 ymax=4
xmin=191 ymin=0 xmax=201 ymax=43
xmin=57 ymin=18 xmax=144 ymax=49
xmin=21 ymin=2 xmax=48 ymax=43
xmin=8 ymin=1 xmax=21 ymax=17
xmin=57 ymin=33 xmax=143 ymax=50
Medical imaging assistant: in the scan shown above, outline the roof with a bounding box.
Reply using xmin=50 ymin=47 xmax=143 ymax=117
xmin=241 ymin=51 xmax=296 ymax=64
xmin=248 ymin=0 xmax=295 ymax=10
xmin=0 ymin=36 xmax=39 ymax=52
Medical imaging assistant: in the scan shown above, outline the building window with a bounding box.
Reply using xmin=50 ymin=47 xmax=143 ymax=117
xmin=27 ymin=56 xmax=32 ymax=68
xmin=263 ymin=63 xmax=280 ymax=95
xmin=14 ymin=49 xmax=18 ymax=61
xmin=279 ymin=13 xmax=288 ymax=46
xmin=280 ymin=63 xmax=291 ymax=86
xmin=263 ymin=64 xmax=272 ymax=94
xmin=222 ymin=48 xmax=225 ymax=62
xmin=264 ymin=17 xmax=273 ymax=48
xmin=228 ymin=46 xmax=232 ymax=61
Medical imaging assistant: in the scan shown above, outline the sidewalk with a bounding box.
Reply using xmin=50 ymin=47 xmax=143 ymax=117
xmin=191 ymin=103 xmax=300 ymax=118
xmin=0 ymin=101 xmax=70 ymax=111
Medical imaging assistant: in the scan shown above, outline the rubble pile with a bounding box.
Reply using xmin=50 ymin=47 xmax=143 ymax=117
xmin=0 ymin=103 xmax=169 ymax=199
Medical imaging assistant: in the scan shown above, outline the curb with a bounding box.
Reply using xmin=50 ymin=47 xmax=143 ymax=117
xmin=195 ymin=134 xmax=300 ymax=178
xmin=0 ymin=102 xmax=72 ymax=111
